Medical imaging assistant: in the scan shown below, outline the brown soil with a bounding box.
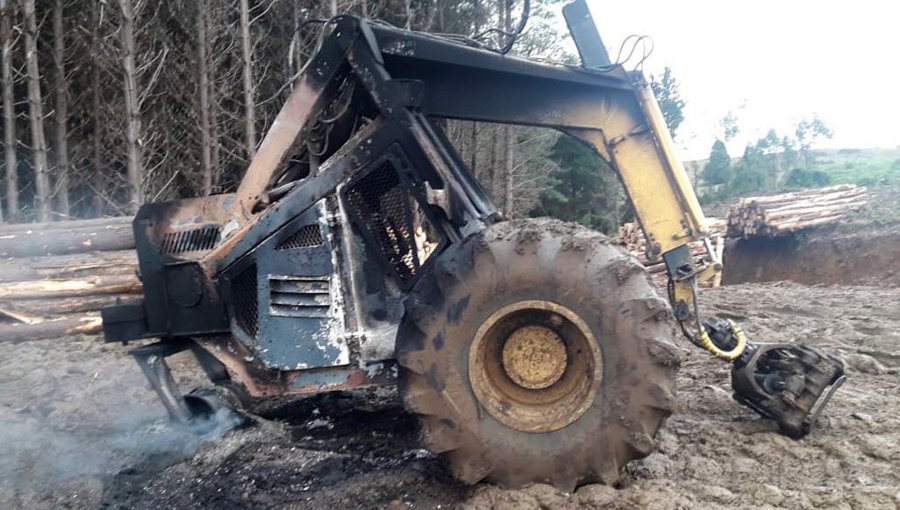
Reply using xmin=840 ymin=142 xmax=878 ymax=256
xmin=711 ymin=184 xmax=900 ymax=287
xmin=2 ymin=281 xmax=899 ymax=509
xmin=723 ymin=224 xmax=900 ymax=287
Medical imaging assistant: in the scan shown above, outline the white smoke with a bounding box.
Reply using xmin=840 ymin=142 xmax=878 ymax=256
xmin=0 ymin=341 xmax=242 ymax=509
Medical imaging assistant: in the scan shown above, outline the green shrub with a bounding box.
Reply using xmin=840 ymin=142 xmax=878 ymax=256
xmin=784 ymin=168 xmax=832 ymax=188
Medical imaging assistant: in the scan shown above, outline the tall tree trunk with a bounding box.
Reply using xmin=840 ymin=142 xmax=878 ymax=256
xmin=473 ymin=0 xmax=481 ymax=32
xmin=404 ymin=0 xmax=412 ymax=29
xmin=1 ymin=0 xmax=16 ymax=222
xmin=500 ymin=0 xmax=514 ymax=215
xmin=468 ymin=121 xmax=478 ymax=176
xmin=329 ymin=0 xmax=337 ymax=17
xmin=90 ymin=0 xmax=103 ymax=215
xmin=119 ymin=0 xmax=143 ymax=212
xmin=423 ymin=0 xmax=439 ymax=30
xmin=488 ymin=127 xmax=499 ymax=202
xmin=239 ymin=0 xmax=256 ymax=159
xmin=22 ymin=0 xmax=51 ymax=222
xmin=197 ymin=0 xmax=212 ymax=195
xmin=209 ymin=1 xmax=221 ymax=192
xmin=288 ymin=1 xmax=300 ymax=77
xmin=210 ymin=79 xmax=221 ymax=188
xmin=52 ymin=0 xmax=69 ymax=216
xmin=503 ymin=124 xmax=514 ymax=215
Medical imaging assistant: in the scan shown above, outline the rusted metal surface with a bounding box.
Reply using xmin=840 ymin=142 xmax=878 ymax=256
xmin=232 ymin=31 xmax=354 ymax=222
xmin=284 ymin=360 xmax=397 ymax=395
xmin=194 ymin=336 xmax=283 ymax=397
xmin=193 ymin=336 xmax=394 ymax=398
xmin=233 ymin=79 xmax=322 ymax=217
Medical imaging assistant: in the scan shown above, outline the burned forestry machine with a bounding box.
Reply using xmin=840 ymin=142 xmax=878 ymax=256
xmin=102 ymin=1 xmax=844 ymax=489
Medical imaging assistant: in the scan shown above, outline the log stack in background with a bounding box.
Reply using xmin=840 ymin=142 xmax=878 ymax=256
xmin=0 ymin=217 xmax=139 ymax=343
xmin=618 ymin=218 xmax=726 ymax=288
xmin=726 ymin=184 xmax=867 ymax=238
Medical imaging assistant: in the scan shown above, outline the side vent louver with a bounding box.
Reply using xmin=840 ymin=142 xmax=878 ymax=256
xmin=276 ymin=224 xmax=324 ymax=250
xmin=161 ymin=225 xmax=220 ymax=255
xmin=269 ymin=276 xmax=331 ymax=318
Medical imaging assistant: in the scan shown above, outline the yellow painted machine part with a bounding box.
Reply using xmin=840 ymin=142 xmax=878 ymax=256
xmin=570 ymin=74 xmax=744 ymax=360
xmin=698 ymin=325 xmax=747 ymax=361
xmin=632 ymin=80 xmax=708 ymax=239
xmin=570 ymin=76 xmax=708 ymax=258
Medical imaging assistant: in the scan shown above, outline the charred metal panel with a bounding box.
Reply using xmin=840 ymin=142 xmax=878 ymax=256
xmin=231 ymin=263 xmax=259 ymax=338
xmin=334 ymin=195 xmax=404 ymax=363
xmin=286 ymin=361 xmax=398 ymax=394
xmin=367 ymin=21 xmax=630 ymax=90
xmin=214 ymin=119 xmax=399 ymax=274
xmin=160 ymin=225 xmax=221 ymax=255
xmin=223 ymin=200 xmax=349 ymax=371
xmin=103 ymin=195 xmax=235 ymax=341
xmin=562 ymin=0 xmax=611 ymax=68
xmin=276 ymin=224 xmax=324 ymax=250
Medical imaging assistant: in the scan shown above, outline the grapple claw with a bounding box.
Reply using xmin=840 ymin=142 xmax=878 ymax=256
xmin=731 ymin=342 xmax=845 ymax=438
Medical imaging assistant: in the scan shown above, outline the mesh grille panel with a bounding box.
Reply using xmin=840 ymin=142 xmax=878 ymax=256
xmin=161 ymin=225 xmax=220 ymax=254
xmin=344 ymin=162 xmax=417 ymax=284
xmin=276 ymin=224 xmax=324 ymax=250
xmin=232 ymin=264 xmax=258 ymax=337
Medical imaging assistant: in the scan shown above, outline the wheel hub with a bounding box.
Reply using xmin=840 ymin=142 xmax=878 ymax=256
xmin=469 ymin=300 xmax=602 ymax=433
xmin=502 ymin=325 xmax=568 ymax=389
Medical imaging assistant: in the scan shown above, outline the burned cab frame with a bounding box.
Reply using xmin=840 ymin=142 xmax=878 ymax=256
xmin=102 ymin=16 xmax=501 ymax=414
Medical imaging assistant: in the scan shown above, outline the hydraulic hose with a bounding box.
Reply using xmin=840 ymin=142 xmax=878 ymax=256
xmin=698 ymin=322 xmax=747 ymax=361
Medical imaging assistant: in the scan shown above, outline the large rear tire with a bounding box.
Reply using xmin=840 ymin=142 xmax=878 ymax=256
xmin=396 ymin=219 xmax=680 ymax=490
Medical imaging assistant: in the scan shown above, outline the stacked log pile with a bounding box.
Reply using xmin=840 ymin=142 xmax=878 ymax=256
xmin=726 ymin=184 xmax=867 ymax=238
xmin=0 ymin=218 xmax=139 ymax=343
xmin=618 ymin=218 xmax=726 ymax=287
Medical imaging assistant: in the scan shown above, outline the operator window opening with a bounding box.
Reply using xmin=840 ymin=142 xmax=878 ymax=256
xmin=435 ymin=118 xmax=628 ymax=234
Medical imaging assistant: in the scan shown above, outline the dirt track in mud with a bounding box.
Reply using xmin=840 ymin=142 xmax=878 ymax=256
xmin=1 ymin=281 xmax=899 ymax=510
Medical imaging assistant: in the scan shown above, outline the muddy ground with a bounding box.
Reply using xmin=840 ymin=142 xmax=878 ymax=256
xmin=1 ymin=281 xmax=899 ymax=509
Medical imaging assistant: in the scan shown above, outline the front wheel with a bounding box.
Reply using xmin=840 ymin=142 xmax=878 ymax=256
xmin=396 ymin=219 xmax=680 ymax=490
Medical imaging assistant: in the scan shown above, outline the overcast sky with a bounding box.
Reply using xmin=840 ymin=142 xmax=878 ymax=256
xmin=583 ymin=0 xmax=900 ymax=160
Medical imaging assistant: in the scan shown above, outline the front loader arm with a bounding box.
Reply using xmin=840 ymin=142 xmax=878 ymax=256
xmin=562 ymin=61 xmax=844 ymax=436
xmin=598 ymin=82 xmax=845 ymax=436
xmin=566 ymin=77 xmax=740 ymax=361
xmin=561 ymin=0 xmax=737 ymax=359
xmin=583 ymin=77 xmax=845 ymax=437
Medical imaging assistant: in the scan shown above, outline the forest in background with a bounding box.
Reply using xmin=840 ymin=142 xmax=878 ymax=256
xmin=0 ymin=0 xmax=875 ymax=233
xmin=0 ymin=0 xmax=603 ymax=224
xmin=0 ymin=0 xmax=691 ymax=235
